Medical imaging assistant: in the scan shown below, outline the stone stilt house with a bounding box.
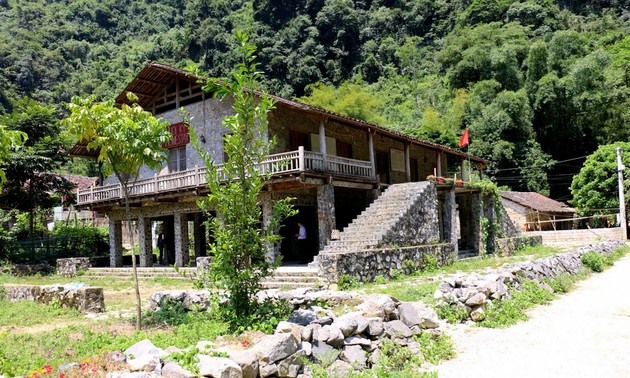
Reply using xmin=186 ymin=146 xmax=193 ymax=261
xmin=71 ymin=63 xmax=501 ymax=279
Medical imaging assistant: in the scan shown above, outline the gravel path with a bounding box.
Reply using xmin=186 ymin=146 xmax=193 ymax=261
xmin=438 ymin=251 xmax=630 ymax=378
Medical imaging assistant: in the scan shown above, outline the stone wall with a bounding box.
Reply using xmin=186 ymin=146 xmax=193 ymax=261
xmin=317 ymin=243 xmax=455 ymax=283
xmin=526 ymin=227 xmax=625 ymax=246
xmin=434 ymin=240 xmax=626 ymax=322
xmin=2 ymin=283 xmax=105 ymax=313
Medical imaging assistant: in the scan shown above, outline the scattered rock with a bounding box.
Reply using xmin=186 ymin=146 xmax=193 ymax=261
xmin=197 ymin=355 xmax=242 ymax=378
xmin=251 ymin=333 xmax=298 ymax=364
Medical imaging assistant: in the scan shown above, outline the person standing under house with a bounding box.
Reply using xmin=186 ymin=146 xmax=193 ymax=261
xmin=157 ymin=232 xmax=165 ymax=265
xmin=296 ymin=221 xmax=307 ymax=263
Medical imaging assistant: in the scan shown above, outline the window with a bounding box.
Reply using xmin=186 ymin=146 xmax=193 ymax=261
xmin=168 ymin=146 xmax=187 ymax=172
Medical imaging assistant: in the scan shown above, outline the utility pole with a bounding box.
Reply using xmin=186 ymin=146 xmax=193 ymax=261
xmin=616 ymin=147 xmax=627 ymax=240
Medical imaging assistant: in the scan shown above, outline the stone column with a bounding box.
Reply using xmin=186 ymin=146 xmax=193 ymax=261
xmin=442 ymin=188 xmax=458 ymax=255
xmin=109 ymin=218 xmax=123 ymax=267
xmin=317 ymin=184 xmax=336 ymax=251
xmin=174 ymin=212 xmax=189 ymax=267
xmin=436 ymin=151 xmax=443 ymax=177
xmin=260 ymin=191 xmax=280 ymax=263
xmin=193 ymin=213 xmax=206 ymax=258
xmin=319 ymin=118 xmax=328 ymax=169
xmin=138 ymin=216 xmax=153 ymax=267
xmin=471 ymin=192 xmax=483 ymax=255
xmin=368 ymin=130 xmax=376 ymax=178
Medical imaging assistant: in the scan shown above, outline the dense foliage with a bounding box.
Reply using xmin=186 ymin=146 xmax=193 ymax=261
xmin=571 ymin=142 xmax=630 ymax=215
xmin=0 ymin=0 xmax=628 ymax=199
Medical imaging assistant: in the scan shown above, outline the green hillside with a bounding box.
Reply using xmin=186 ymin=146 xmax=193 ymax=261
xmin=0 ymin=0 xmax=628 ymax=198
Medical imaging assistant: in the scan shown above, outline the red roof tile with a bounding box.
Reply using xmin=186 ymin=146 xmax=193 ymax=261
xmin=500 ymin=191 xmax=575 ymax=213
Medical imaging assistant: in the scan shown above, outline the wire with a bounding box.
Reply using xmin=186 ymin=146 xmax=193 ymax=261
xmin=493 ymin=155 xmax=590 ymax=172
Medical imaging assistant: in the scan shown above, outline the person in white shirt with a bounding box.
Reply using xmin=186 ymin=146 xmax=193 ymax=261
xmin=295 ymin=221 xmax=307 ymax=263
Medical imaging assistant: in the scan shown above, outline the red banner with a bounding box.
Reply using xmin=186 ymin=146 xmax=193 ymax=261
xmin=163 ymin=122 xmax=190 ymax=149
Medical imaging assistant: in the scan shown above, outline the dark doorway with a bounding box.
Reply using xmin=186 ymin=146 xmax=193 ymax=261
xmin=279 ymin=206 xmax=317 ymax=264
xmin=410 ymin=158 xmax=419 ymax=182
xmin=376 ymin=151 xmax=390 ymax=184
xmin=335 ymin=188 xmax=370 ymax=231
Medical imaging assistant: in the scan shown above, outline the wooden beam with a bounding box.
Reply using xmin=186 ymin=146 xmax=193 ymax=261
xmin=331 ymin=180 xmax=375 ymax=190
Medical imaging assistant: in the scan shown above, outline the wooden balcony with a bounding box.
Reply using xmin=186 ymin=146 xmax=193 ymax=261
xmin=77 ymin=147 xmax=375 ymax=206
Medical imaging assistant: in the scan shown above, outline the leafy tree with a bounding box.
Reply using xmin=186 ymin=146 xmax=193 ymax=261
xmin=0 ymin=125 xmax=27 ymax=187
xmin=193 ymin=32 xmax=295 ymax=322
xmin=571 ymin=142 xmax=630 ymax=215
xmin=300 ymin=81 xmax=387 ymax=125
xmin=0 ymin=99 xmax=72 ymax=237
xmin=62 ymin=93 xmax=172 ymax=330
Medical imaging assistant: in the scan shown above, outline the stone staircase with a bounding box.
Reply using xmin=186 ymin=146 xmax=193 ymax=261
xmin=320 ymin=181 xmax=436 ymax=254
xmin=81 ymin=265 xmax=323 ymax=289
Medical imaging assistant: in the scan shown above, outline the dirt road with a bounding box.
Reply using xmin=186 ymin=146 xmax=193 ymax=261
xmin=438 ymin=252 xmax=630 ymax=378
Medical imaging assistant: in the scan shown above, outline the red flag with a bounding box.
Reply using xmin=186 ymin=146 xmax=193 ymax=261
xmin=459 ymin=128 xmax=469 ymax=148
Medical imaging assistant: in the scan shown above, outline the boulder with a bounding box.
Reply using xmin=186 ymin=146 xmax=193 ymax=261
xmin=197 ymin=355 xmax=242 ymax=378
xmin=340 ymin=345 xmax=367 ymax=368
xmin=229 ymin=350 xmax=259 ymax=378
xmin=383 ymin=320 xmax=413 ymax=338
xmin=397 ymin=302 xmax=421 ymax=328
xmin=326 ymin=326 xmax=345 ymax=348
xmin=276 ymin=321 xmax=304 ymax=343
xmin=331 ymin=314 xmax=358 ymax=337
xmin=259 ymin=363 xmax=278 ymax=378
xmin=124 ymin=339 xmax=166 ymax=360
xmin=465 ymin=292 xmax=487 ymax=307
xmin=161 ymin=361 xmax=195 ymax=378
xmin=298 ymin=341 xmax=312 ymax=356
xmin=277 ymin=351 xmax=305 ymax=378
xmin=344 ymin=336 xmax=372 ymax=347
xmin=365 ymin=318 xmax=384 ymax=337
xmin=106 ymin=373 xmax=154 ymax=378
xmin=311 ymin=341 xmax=340 ymax=367
xmin=126 ymin=354 xmax=161 ymax=374
xmin=327 ymin=360 xmax=353 ymax=377
xmin=251 ymin=333 xmax=298 ymax=364
xmin=470 ymin=306 xmax=486 ymax=322
xmin=287 ymin=309 xmax=317 ymax=326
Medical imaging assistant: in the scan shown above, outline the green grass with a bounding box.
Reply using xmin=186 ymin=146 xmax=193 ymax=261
xmin=0 ymin=299 xmax=84 ymax=327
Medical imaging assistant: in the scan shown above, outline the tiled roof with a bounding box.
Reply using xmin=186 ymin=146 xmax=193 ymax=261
xmin=58 ymin=174 xmax=98 ymax=193
xmin=500 ymin=191 xmax=575 ymax=213
xmin=71 ymin=62 xmax=489 ymax=166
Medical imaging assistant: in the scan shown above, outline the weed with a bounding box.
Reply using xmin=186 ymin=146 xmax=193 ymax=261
xmin=416 ymin=332 xmax=456 ymax=364
xmin=338 ymin=274 xmax=361 ymax=290
xmin=373 ymin=275 xmax=387 ymax=285
xmin=543 ymin=272 xmax=580 ymax=294
xmin=581 ymin=252 xmax=611 ymax=272
xmin=389 ymin=269 xmax=402 ymax=280
xmin=168 ymin=348 xmax=200 ymax=374
xmin=435 ymin=303 xmax=469 ymax=324
xmin=421 ymin=254 xmax=439 ymax=273
xmin=479 ymin=280 xmax=555 ymax=328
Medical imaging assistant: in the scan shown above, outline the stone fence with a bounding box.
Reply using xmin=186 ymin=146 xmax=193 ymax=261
xmin=495 ymin=235 xmax=542 ymax=256
xmin=434 ymin=239 xmax=626 ymax=322
xmin=2 ymin=283 xmax=105 ymax=313
xmin=315 ymin=243 xmax=455 ymax=283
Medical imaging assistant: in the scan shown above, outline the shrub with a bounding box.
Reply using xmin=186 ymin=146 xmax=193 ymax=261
xmin=581 ymin=252 xmax=610 ymax=272
xmin=51 ymin=224 xmax=109 ymax=258
xmin=436 ymin=303 xmax=469 ymax=324
xmin=479 ymin=280 xmax=555 ymax=328
xmin=338 ymin=274 xmax=360 ymax=290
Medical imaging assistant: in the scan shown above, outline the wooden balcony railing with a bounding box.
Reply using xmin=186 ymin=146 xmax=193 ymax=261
xmin=77 ymin=147 xmax=375 ymax=205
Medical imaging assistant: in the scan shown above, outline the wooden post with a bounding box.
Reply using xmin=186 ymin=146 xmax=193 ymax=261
xmin=404 ymin=142 xmax=411 ymax=182
xmin=298 ymin=146 xmax=305 ymax=172
xmin=436 ymin=151 xmax=443 ymax=177
xmin=368 ymin=130 xmax=376 ymax=178
xmin=319 ymin=118 xmax=327 ymax=171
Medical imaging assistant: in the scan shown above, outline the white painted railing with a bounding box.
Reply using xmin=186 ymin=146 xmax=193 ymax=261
xmin=77 ymin=148 xmax=374 ymax=205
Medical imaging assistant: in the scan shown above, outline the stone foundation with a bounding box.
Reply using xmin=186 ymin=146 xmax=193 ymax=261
xmin=316 ymin=243 xmax=456 ymax=283
xmin=57 ymin=257 xmax=93 ymax=277
xmin=2 ymin=283 xmax=105 ymax=313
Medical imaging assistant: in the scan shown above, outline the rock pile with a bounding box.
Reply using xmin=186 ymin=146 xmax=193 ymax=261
xmin=434 ymin=240 xmax=625 ymax=322
xmin=111 ymin=293 xmax=441 ymax=378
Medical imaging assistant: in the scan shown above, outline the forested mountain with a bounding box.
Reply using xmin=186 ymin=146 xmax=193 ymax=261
xmin=0 ymin=0 xmax=628 ymax=200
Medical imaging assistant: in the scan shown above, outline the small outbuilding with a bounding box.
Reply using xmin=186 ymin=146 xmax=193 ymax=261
xmin=500 ymin=191 xmax=575 ymax=231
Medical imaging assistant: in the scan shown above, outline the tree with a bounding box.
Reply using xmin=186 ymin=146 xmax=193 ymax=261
xmin=0 ymin=99 xmax=72 ymax=238
xmin=571 ymin=142 xmax=630 ymax=216
xmin=62 ymin=93 xmax=172 ymax=330
xmin=0 ymin=126 xmax=27 ymax=187
xmin=193 ymin=32 xmax=295 ymax=322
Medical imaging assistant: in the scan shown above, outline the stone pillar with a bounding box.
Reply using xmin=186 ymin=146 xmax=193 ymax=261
xmin=193 ymin=213 xmax=206 ymax=258
xmin=471 ymin=192 xmax=483 ymax=255
xmin=174 ymin=212 xmax=189 ymax=267
xmin=260 ymin=191 xmax=280 ymax=263
xmin=436 ymin=151 xmax=443 ymax=177
xmin=138 ymin=216 xmax=153 ymax=267
xmin=317 ymin=184 xmax=336 ymax=251
xmin=442 ymin=188 xmax=458 ymax=255
xmin=109 ymin=218 xmax=123 ymax=267
xmin=460 ymin=157 xmax=466 ymax=181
